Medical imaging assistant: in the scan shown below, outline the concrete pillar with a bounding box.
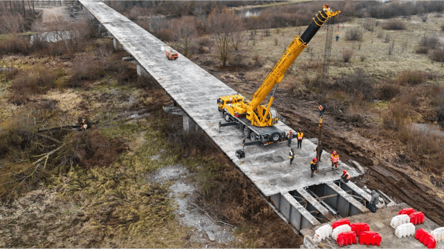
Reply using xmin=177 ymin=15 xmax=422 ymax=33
xmin=113 ymin=38 xmax=121 ymax=51
xmin=183 ymin=115 xmax=196 ymax=133
xmin=137 ymin=64 xmax=151 ymax=77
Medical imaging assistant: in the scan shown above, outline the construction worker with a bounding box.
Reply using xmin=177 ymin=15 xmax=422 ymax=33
xmin=318 ymin=104 xmax=326 ymax=117
xmin=336 ymin=33 xmax=340 ymax=41
xmin=289 ymin=148 xmax=295 ymax=165
xmin=287 ymin=130 xmax=293 ymax=147
xmin=341 ymin=170 xmax=351 ymax=183
xmin=369 ymin=190 xmax=379 ymax=213
xmin=311 ymin=158 xmax=317 ymax=178
xmin=297 ymin=131 xmax=304 ymax=149
xmin=331 ymin=151 xmax=340 ymax=170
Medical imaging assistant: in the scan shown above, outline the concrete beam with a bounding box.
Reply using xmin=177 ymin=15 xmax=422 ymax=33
xmin=325 ymin=182 xmax=369 ymax=216
xmin=282 ymin=192 xmax=321 ymax=230
xmin=183 ymin=115 xmax=196 ymax=133
xmin=342 ymin=180 xmax=372 ymax=204
xmin=163 ymin=105 xmax=185 ymax=116
xmin=296 ymin=188 xmax=332 ymax=220
xmin=136 ymin=64 xmax=150 ymax=77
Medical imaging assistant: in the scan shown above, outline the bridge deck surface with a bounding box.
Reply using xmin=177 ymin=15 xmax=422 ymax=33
xmin=80 ymin=0 xmax=360 ymax=197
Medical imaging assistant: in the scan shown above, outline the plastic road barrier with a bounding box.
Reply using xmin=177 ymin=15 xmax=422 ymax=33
xmin=409 ymin=211 xmax=425 ymax=225
xmin=398 ymin=208 xmax=416 ymax=216
xmin=332 ymin=224 xmax=352 ymax=240
xmin=360 ymin=231 xmax=382 ymax=246
xmin=395 ymin=223 xmax=415 ymax=238
xmin=314 ymin=224 xmax=332 ymax=242
xmin=390 ymin=214 xmax=410 ymax=229
xmin=431 ymin=227 xmax=444 ymax=242
xmin=332 ymin=218 xmax=351 ymax=229
xmin=337 ymin=231 xmax=357 ymax=247
xmin=351 ymin=223 xmax=370 ymax=237
xmin=415 ymin=228 xmax=437 ymax=249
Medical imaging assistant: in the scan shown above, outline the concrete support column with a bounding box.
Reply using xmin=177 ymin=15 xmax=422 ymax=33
xmin=113 ymin=38 xmax=123 ymax=51
xmin=183 ymin=115 xmax=196 ymax=133
xmin=137 ymin=64 xmax=150 ymax=77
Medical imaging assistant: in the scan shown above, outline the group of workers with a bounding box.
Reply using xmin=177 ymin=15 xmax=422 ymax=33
xmin=288 ymin=135 xmax=350 ymax=182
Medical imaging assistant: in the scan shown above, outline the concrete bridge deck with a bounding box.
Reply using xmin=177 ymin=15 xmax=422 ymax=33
xmin=79 ymin=0 xmax=363 ymax=231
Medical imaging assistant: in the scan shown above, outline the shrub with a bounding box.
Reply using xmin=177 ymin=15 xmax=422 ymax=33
xmin=0 ymin=13 xmax=25 ymax=34
xmin=416 ymin=46 xmax=429 ymax=54
xmin=196 ymin=36 xmax=213 ymax=47
xmin=342 ymin=49 xmax=354 ymax=62
xmin=397 ymin=70 xmax=425 ymax=85
xmin=339 ymin=68 xmax=374 ymax=101
xmin=430 ymin=48 xmax=444 ymax=64
xmin=69 ymin=55 xmax=106 ymax=86
xmin=362 ymin=18 xmax=375 ymax=31
xmin=382 ymin=19 xmax=406 ymax=30
xmin=345 ymin=27 xmax=363 ymax=41
xmin=9 ymin=66 xmax=59 ymax=105
xmin=0 ymin=35 xmax=31 ymax=56
xmin=378 ymin=84 xmax=400 ymax=100
xmin=419 ymin=35 xmax=440 ymax=50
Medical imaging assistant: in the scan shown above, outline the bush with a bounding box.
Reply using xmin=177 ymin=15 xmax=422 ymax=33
xmin=342 ymin=49 xmax=354 ymax=62
xmin=339 ymin=68 xmax=374 ymax=101
xmin=0 ymin=13 xmax=25 ymax=34
xmin=441 ymin=24 xmax=444 ymax=32
xmin=382 ymin=19 xmax=406 ymax=30
xmin=397 ymin=70 xmax=425 ymax=85
xmin=69 ymin=55 xmax=106 ymax=86
xmin=345 ymin=27 xmax=363 ymax=41
xmin=9 ymin=66 xmax=60 ymax=105
xmin=419 ymin=35 xmax=440 ymax=50
xmin=362 ymin=18 xmax=375 ymax=31
xmin=416 ymin=46 xmax=430 ymax=54
xmin=430 ymin=48 xmax=444 ymax=64
xmin=0 ymin=35 xmax=31 ymax=56
xmin=378 ymin=83 xmax=400 ymax=100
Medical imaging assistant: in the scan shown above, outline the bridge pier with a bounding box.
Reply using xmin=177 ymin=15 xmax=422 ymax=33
xmin=113 ymin=38 xmax=124 ymax=51
xmin=136 ymin=64 xmax=151 ymax=77
xmin=163 ymin=105 xmax=198 ymax=133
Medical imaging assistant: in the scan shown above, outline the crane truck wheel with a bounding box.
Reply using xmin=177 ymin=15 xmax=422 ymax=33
xmin=271 ymin=132 xmax=281 ymax=142
xmin=224 ymin=112 xmax=232 ymax=122
xmin=243 ymin=127 xmax=251 ymax=137
xmin=250 ymin=132 xmax=257 ymax=141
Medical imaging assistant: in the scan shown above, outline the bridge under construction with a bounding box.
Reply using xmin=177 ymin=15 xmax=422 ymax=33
xmin=79 ymin=1 xmax=441 ymax=247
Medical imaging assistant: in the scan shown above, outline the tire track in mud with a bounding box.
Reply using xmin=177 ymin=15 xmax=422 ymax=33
xmin=275 ymin=98 xmax=444 ymax=226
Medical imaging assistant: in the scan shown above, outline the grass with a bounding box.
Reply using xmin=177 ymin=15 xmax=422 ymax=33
xmin=47 ymin=121 xmax=191 ymax=247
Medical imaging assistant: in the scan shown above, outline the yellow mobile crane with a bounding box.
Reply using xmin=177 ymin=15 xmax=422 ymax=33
xmin=218 ymin=4 xmax=340 ymax=147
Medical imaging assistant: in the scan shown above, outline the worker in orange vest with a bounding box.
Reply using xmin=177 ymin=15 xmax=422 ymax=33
xmin=331 ymin=151 xmax=340 ymax=170
xmin=297 ymin=131 xmax=304 ymax=149
xmin=341 ymin=170 xmax=350 ymax=183
xmin=310 ymin=158 xmax=317 ymax=178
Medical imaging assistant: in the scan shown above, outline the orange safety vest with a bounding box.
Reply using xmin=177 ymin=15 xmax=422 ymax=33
xmin=297 ymin=132 xmax=303 ymax=140
xmin=331 ymin=154 xmax=339 ymax=162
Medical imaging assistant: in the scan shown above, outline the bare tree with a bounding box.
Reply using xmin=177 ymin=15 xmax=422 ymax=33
xmin=174 ymin=16 xmax=197 ymax=56
xmin=208 ymin=7 xmax=241 ymax=66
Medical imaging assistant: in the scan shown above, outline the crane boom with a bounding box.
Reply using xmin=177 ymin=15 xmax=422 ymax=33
xmin=218 ymin=4 xmax=340 ymax=129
